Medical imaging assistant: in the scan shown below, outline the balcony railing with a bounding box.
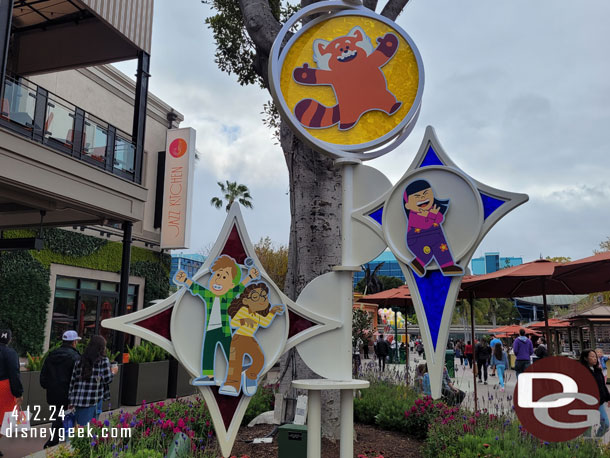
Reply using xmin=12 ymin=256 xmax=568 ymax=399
xmin=0 ymin=75 xmax=141 ymax=183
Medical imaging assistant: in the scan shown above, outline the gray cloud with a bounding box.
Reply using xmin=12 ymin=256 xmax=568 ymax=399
xmin=121 ymin=0 xmax=610 ymax=261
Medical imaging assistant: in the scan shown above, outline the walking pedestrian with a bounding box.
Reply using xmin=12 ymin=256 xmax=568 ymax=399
xmin=68 ymin=335 xmax=117 ymax=426
xmin=475 ymin=339 xmax=491 ymax=384
xmin=491 ymin=343 xmax=509 ymax=391
xmin=455 ymin=340 xmax=464 ymax=367
xmin=579 ymin=349 xmax=610 ymax=437
xmin=464 ymin=340 xmax=473 ymax=369
xmin=513 ymin=329 xmax=534 ymax=378
xmin=0 ymin=329 xmax=23 ymax=457
xmin=40 ymin=330 xmax=81 ymax=448
xmin=363 ymin=340 xmax=369 ymax=360
xmin=375 ymin=334 xmax=390 ymax=372
xmin=489 ymin=335 xmax=502 ymax=376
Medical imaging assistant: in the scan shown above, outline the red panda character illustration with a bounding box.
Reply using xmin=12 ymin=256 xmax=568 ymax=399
xmin=292 ymin=26 xmax=402 ymax=131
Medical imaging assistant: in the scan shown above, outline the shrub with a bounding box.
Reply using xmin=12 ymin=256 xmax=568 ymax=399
xmin=242 ymin=384 xmax=275 ymax=425
xmin=0 ymin=250 xmax=50 ymax=355
xmin=128 ymin=341 xmax=169 ymax=363
xmin=423 ymin=411 xmax=603 ymax=458
xmin=70 ymin=398 xmax=215 ymax=457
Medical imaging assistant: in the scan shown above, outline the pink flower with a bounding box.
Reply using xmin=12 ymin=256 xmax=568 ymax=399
xmin=178 ymin=418 xmax=186 ymax=429
xmin=173 ymin=427 xmax=180 ymax=433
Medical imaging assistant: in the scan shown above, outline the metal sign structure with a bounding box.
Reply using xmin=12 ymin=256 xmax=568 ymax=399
xmin=104 ymin=1 xmax=529 ymax=457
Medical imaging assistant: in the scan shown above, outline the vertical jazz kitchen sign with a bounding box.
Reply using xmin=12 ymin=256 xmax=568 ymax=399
xmin=161 ymin=127 xmax=195 ymax=249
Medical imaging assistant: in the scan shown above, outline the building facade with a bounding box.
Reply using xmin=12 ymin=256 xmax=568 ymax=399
xmin=470 ymin=252 xmax=523 ymax=275
xmin=0 ymin=1 xmax=187 ymax=354
xmin=170 ymin=253 xmax=206 ymax=282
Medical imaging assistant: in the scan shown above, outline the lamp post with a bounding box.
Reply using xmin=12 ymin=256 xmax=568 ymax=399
xmin=392 ymin=306 xmax=400 ymax=363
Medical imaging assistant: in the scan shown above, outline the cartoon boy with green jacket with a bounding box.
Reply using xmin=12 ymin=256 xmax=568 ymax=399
xmin=175 ymin=254 xmax=259 ymax=385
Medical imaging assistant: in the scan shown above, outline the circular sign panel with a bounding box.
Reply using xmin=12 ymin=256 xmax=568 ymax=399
xmin=383 ymin=167 xmax=483 ymax=273
xmin=269 ymin=2 xmax=424 ymax=160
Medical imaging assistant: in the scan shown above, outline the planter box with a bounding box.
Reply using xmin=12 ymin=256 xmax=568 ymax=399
xmin=167 ymin=358 xmax=197 ymax=399
xmin=121 ymin=360 xmax=170 ymax=406
xmin=101 ymin=364 xmax=122 ymax=412
xmin=21 ymin=370 xmax=52 ymax=426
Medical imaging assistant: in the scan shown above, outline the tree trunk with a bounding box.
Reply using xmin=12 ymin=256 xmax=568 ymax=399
xmin=278 ymin=121 xmax=343 ymax=438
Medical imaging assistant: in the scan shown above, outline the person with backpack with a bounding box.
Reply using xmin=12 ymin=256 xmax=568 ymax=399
xmin=513 ymin=329 xmax=534 ymax=378
xmin=40 ymin=330 xmax=82 ymax=448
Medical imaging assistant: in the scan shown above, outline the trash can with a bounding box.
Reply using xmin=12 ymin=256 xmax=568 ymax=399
xmin=445 ymin=349 xmax=455 ymax=378
xmin=400 ymin=348 xmax=406 ymax=364
xmin=278 ymin=424 xmax=307 ymax=458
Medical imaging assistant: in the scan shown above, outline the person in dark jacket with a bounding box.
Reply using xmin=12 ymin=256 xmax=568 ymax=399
xmin=374 ymin=335 xmax=390 ymax=372
xmin=0 ymin=329 xmax=23 ymax=456
xmin=40 ymin=330 xmax=81 ymax=448
xmin=579 ymin=349 xmax=610 ymax=437
xmin=475 ymin=339 xmax=492 ymax=384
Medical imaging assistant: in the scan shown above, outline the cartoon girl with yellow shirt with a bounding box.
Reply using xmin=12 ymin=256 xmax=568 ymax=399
xmin=219 ymin=282 xmax=285 ymax=396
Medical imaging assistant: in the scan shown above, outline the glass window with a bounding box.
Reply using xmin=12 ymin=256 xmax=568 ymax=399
xmin=45 ymin=94 xmax=75 ymax=146
xmin=81 ymin=280 xmax=98 ymax=290
xmin=52 ymin=290 xmax=77 ymax=319
xmin=101 ymin=282 xmax=117 ymax=292
xmin=114 ymin=135 xmax=136 ymax=175
xmin=82 ymin=115 xmax=108 ymax=164
xmin=56 ymin=277 xmax=78 ymax=289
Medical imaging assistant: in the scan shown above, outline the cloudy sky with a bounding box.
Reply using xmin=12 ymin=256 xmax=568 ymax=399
xmin=116 ymin=0 xmax=610 ymax=263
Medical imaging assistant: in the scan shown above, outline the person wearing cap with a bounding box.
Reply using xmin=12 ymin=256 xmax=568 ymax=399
xmin=0 ymin=329 xmax=23 ymax=457
xmin=40 ymin=330 xmax=81 ymax=448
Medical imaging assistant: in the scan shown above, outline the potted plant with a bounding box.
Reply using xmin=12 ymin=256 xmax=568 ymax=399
xmin=102 ymin=349 xmax=122 ymax=412
xmin=121 ymin=341 xmax=170 ymax=405
xmin=22 ymin=344 xmax=59 ymax=426
xmin=167 ymin=356 xmax=196 ymax=399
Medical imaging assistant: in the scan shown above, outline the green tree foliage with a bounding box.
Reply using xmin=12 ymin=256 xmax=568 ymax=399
xmin=452 ymin=298 xmax=518 ymax=326
xmin=545 ymin=256 xmax=572 ymax=263
xmin=355 ymin=275 xmax=404 ymax=294
xmin=254 ymin=237 xmax=288 ymax=290
xmin=352 ymin=308 xmax=373 ymax=347
xmin=130 ymin=261 xmax=170 ymax=307
xmin=0 ymin=251 xmax=50 ymax=355
xmin=595 ymin=236 xmax=610 ymax=254
xmin=210 ymin=180 xmax=253 ymax=212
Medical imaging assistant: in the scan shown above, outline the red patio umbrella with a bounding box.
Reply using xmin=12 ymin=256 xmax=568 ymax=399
xmin=460 ymin=259 xmax=570 ymax=354
xmin=552 ymin=252 xmax=610 ymax=294
xmin=361 ymin=285 xmax=413 ymax=307
xmin=527 ymin=318 xmax=571 ymax=329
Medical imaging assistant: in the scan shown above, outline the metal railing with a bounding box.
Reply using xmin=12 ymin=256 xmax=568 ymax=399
xmin=0 ymin=74 xmax=141 ymax=183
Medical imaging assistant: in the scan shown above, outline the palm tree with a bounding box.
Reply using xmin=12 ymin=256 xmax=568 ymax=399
xmin=210 ymin=180 xmax=253 ymax=212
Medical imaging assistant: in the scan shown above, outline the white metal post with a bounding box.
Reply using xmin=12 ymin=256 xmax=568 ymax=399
xmin=337 ymin=159 xmax=360 ymax=458
xmin=308 ymin=390 xmax=322 ymax=458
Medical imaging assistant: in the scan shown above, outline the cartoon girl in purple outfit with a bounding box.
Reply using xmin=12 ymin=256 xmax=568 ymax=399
xmin=403 ymin=179 xmax=464 ymax=278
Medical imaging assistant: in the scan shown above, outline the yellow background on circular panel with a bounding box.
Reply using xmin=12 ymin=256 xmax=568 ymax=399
xmin=280 ymin=15 xmax=420 ymax=146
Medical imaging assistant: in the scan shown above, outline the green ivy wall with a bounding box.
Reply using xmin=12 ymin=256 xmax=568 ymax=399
xmin=0 ymin=228 xmax=170 ymax=355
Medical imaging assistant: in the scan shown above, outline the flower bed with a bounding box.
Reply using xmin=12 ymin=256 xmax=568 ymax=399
xmin=423 ymin=409 xmax=606 ymax=457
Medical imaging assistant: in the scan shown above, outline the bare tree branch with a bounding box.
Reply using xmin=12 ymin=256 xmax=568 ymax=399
xmin=238 ymin=0 xmax=282 ymax=56
xmin=363 ymin=0 xmax=378 ymax=11
xmin=381 ymin=0 xmax=410 ymax=20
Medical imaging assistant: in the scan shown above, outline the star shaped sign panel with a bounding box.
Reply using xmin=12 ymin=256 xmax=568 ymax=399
xmin=354 ymin=126 xmax=528 ymax=398
xmin=102 ymin=205 xmax=340 ymax=457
